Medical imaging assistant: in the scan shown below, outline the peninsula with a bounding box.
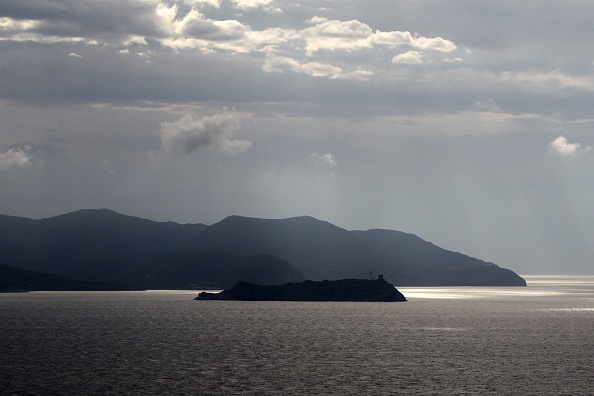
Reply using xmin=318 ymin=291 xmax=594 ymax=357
xmin=0 ymin=209 xmax=526 ymax=288
xmin=195 ymin=276 xmax=407 ymax=302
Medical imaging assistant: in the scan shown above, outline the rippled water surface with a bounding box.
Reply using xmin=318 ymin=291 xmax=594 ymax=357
xmin=1 ymin=276 xmax=594 ymax=395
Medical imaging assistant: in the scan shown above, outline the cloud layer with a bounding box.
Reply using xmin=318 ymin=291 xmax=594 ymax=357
xmin=0 ymin=0 xmax=462 ymax=82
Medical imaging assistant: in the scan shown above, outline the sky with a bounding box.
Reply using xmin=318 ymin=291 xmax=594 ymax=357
xmin=1 ymin=0 xmax=594 ymax=275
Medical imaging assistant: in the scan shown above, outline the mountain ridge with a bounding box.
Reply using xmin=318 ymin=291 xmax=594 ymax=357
xmin=352 ymin=228 xmax=495 ymax=271
xmin=0 ymin=209 xmax=526 ymax=288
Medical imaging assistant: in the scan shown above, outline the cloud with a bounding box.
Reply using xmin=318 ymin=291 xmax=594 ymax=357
xmin=185 ymin=0 xmax=281 ymax=12
xmin=473 ymin=98 xmax=503 ymax=113
xmin=0 ymin=0 xmax=161 ymax=45
xmin=161 ymin=7 xmax=248 ymax=41
xmin=262 ymin=55 xmax=373 ymax=80
xmin=372 ymin=30 xmax=456 ymax=52
xmin=68 ymin=52 xmax=83 ymax=58
xmin=301 ymin=18 xmax=373 ymax=55
xmin=392 ymin=50 xmax=423 ymax=65
xmin=302 ymin=17 xmax=457 ymax=56
xmin=308 ymin=152 xmax=338 ymax=167
xmin=159 ymin=112 xmax=251 ymax=156
xmin=231 ymin=0 xmax=280 ymax=12
xmin=263 ymin=55 xmax=340 ymax=76
xmin=0 ymin=146 xmax=33 ymax=170
xmin=0 ymin=2 xmax=461 ymax=84
xmin=548 ymin=136 xmax=590 ymax=156
xmin=499 ymin=71 xmax=594 ymax=93
xmin=159 ymin=8 xmax=290 ymax=53
xmin=184 ymin=0 xmax=222 ymax=8
xmin=308 ymin=152 xmax=338 ymax=176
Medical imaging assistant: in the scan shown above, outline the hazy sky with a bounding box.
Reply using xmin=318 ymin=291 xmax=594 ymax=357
xmin=1 ymin=0 xmax=594 ymax=274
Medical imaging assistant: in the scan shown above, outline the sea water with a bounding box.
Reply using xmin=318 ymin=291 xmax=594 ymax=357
xmin=1 ymin=276 xmax=593 ymax=395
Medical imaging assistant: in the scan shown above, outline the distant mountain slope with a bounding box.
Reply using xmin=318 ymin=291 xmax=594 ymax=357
xmin=352 ymin=229 xmax=493 ymax=270
xmin=0 ymin=214 xmax=37 ymax=258
xmin=184 ymin=215 xmax=413 ymax=281
xmin=0 ymin=263 xmax=124 ymax=291
xmin=186 ymin=215 xmax=526 ymax=286
xmin=0 ymin=210 xmax=305 ymax=289
xmin=133 ymin=250 xmax=306 ymax=289
xmin=0 ymin=209 xmax=207 ymax=283
xmin=0 ymin=210 xmax=526 ymax=287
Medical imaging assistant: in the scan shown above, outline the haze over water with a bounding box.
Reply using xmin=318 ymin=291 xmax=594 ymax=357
xmin=1 ymin=276 xmax=593 ymax=395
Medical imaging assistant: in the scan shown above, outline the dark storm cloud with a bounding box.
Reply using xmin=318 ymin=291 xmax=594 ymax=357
xmin=0 ymin=0 xmax=161 ymax=39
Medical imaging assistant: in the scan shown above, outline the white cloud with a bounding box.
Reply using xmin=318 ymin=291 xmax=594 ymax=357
xmin=300 ymin=18 xmax=374 ymax=55
xmin=232 ymin=0 xmax=280 ymax=12
xmin=335 ymin=68 xmax=375 ymax=80
xmin=548 ymin=136 xmax=590 ymax=156
xmin=68 ymin=52 xmax=83 ymax=58
xmin=262 ymin=55 xmax=373 ymax=80
xmin=500 ymin=71 xmax=594 ymax=92
xmin=0 ymin=146 xmax=33 ymax=170
xmin=161 ymin=7 xmax=248 ymax=41
xmin=159 ymin=112 xmax=251 ymax=156
xmin=307 ymin=16 xmax=329 ymax=24
xmin=372 ymin=30 xmax=456 ymax=52
xmin=159 ymin=9 xmax=291 ymax=53
xmin=182 ymin=0 xmax=280 ymax=12
xmin=184 ymin=0 xmax=222 ymax=8
xmin=308 ymin=152 xmax=338 ymax=167
xmin=442 ymin=57 xmax=463 ymax=63
xmin=263 ymin=56 xmax=340 ymax=76
xmin=300 ymin=17 xmax=457 ymax=61
xmin=392 ymin=50 xmax=423 ymax=65
xmin=414 ymin=36 xmax=457 ymax=52
xmin=155 ymin=11 xmax=458 ymax=78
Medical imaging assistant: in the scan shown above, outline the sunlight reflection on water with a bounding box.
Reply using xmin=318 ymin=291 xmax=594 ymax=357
xmin=399 ymin=275 xmax=594 ymax=300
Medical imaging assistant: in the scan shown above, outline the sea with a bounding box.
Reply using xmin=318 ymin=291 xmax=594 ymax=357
xmin=1 ymin=275 xmax=593 ymax=395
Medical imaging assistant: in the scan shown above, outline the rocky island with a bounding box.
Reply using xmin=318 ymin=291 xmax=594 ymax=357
xmin=195 ymin=275 xmax=407 ymax=302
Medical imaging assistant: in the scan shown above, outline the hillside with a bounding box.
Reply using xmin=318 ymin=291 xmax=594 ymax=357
xmin=133 ymin=250 xmax=306 ymax=289
xmin=183 ymin=215 xmax=409 ymax=280
xmin=0 ymin=210 xmax=526 ymax=288
xmin=352 ymin=229 xmax=495 ymax=270
xmin=0 ymin=263 xmax=124 ymax=291
xmin=0 ymin=209 xmax=207 ymax=283
xmin=183 ymin=215 xmax=525 ymax=286
xmin=0 ymin=210 xmax=306 ymax=289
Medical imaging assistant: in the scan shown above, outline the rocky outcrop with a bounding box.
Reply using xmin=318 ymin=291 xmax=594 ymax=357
xmin=195 ymin=276 xmax=407 ymax=302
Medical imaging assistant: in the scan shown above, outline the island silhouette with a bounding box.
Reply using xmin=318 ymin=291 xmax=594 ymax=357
xmin=196 ymin=276 xmax=407 ymax=302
